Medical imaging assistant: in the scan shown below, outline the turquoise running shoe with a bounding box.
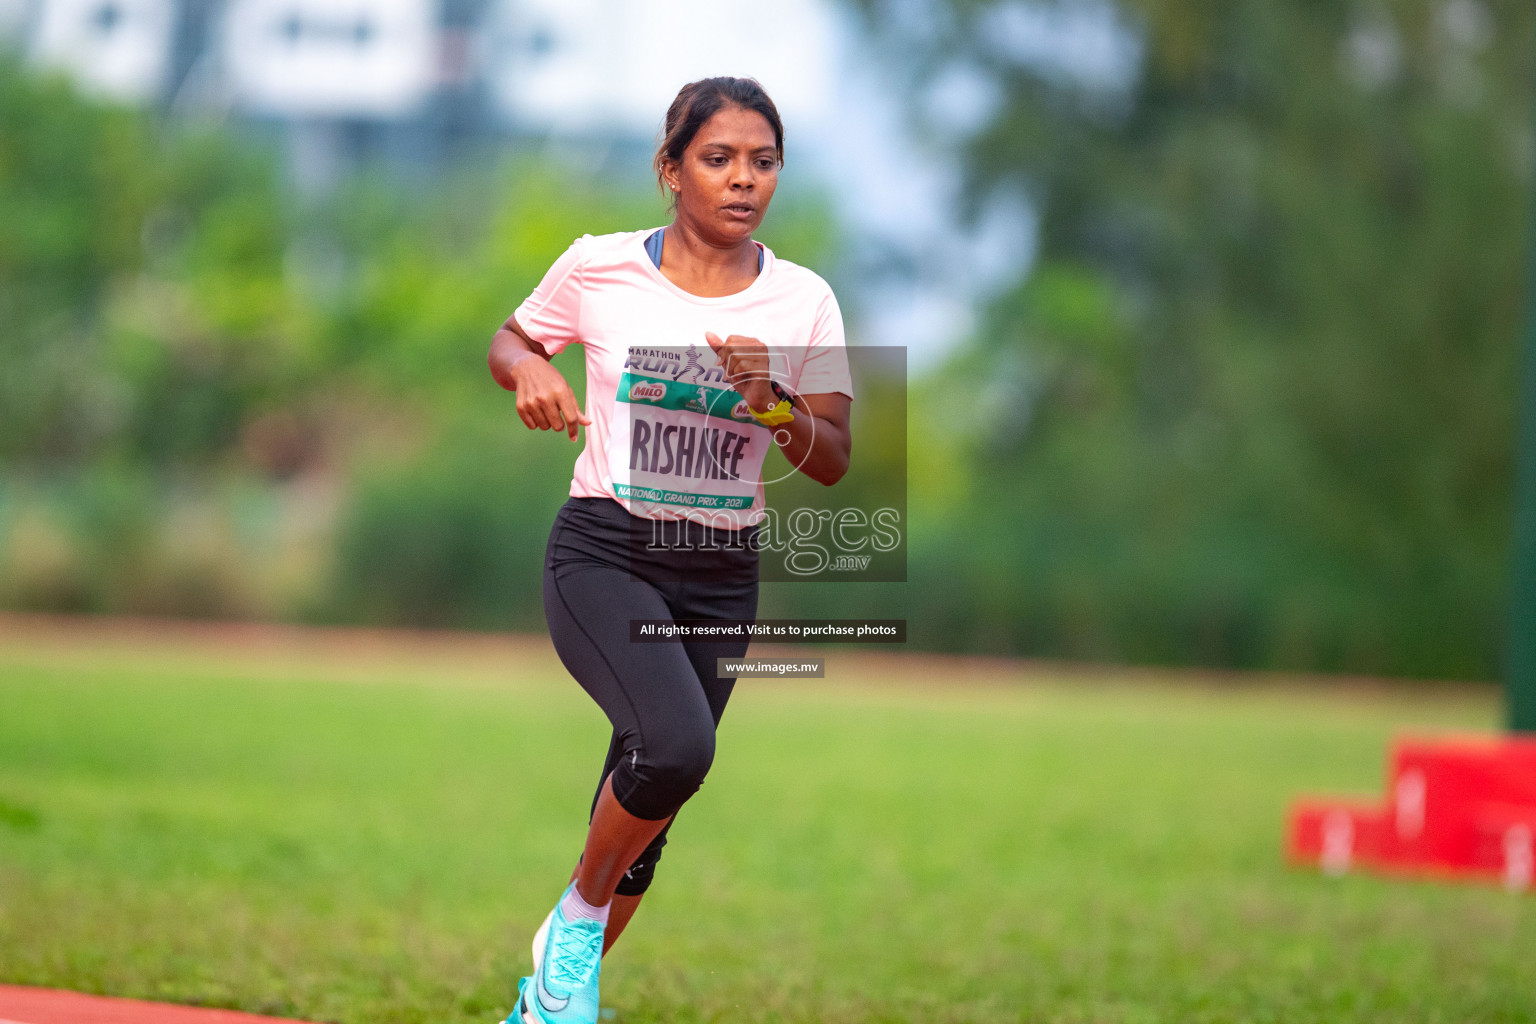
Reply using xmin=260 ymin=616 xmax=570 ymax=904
xmin=504 ymin=976 xmax=533 ymax=1024
xmin=511 ymin=884 xmax=605 ymax=1024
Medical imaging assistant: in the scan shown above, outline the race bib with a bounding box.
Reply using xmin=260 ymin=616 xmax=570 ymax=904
xmin=609 ymin=344 xmax=770 ymax=520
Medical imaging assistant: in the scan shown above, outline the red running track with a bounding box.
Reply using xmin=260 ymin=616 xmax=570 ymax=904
xmin=0 ymin=987 xmax=316 ymax=1024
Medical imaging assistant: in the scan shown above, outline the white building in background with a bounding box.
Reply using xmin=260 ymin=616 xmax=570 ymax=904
xmin=221 ymin=0 xmax=437 ymax=120
xmin=1 ymin=0 xmax=478 ymax=121
xmin=22 ymin=0 xmax=177 ymax=102
xmin=481 ymin=0 xmax=837 ymax=140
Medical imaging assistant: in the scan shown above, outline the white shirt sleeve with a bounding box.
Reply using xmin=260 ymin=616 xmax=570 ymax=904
xmin=512 ymin=236 xmax=588 ymax=356
xmin=794 ymin=286 xmax=854 ymax=400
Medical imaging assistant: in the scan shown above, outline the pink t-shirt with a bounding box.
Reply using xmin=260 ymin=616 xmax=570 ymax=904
xmin=514 ymin=228 xmax=854 ymax=528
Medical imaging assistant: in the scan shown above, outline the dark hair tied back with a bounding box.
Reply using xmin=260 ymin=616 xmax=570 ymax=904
xmin=654 ymin=77 xmax=784 ymax=203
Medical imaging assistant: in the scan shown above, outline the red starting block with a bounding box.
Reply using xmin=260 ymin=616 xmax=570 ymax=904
xmin=1464 ymin=803 xmax=1536 ymax=889
xmin=1285 ymin=734 xmax=1536 ymax=889
xmin=1285 ymin=799 xmax=1386 ymax=875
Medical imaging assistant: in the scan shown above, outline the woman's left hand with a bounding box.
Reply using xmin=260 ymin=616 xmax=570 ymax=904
xmin=705 ymin=332 xmax=776 ymax=414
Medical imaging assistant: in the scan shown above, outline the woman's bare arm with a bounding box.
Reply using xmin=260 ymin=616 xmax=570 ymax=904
xmin=771 ymin=391 xmax=851 ymax=487
xmin=488 ymin=316 xmax=590 ymax=441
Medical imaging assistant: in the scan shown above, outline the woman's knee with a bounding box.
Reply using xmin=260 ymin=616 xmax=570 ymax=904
xmin=647 ymin=725 xmax=716 ymax=796
xmin=617 ymin=728 xmax=716 ymax=819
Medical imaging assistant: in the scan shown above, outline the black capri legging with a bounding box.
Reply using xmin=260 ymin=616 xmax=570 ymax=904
xmin=542 ymin=496 xmax=759 ymax=896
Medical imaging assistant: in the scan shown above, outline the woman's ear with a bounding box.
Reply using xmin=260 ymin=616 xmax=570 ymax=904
xmin=662 ymin=161 xmax=679 ymax=193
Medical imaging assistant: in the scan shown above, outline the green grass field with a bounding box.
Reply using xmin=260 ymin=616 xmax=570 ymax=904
xmin=0 ymin=620 xmax=1532 ymax=1024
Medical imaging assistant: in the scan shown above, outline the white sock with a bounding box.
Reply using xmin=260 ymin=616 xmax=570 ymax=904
xmin=560 ymin=885 xmax=610 ymax=925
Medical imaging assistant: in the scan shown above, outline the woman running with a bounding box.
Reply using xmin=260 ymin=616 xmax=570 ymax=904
xmin=486 ymin=77 xmax=854 ymax=1024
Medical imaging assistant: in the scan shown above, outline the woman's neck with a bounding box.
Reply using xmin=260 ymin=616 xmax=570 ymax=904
xmin=658 ymin=220 xmax=760 ymax=298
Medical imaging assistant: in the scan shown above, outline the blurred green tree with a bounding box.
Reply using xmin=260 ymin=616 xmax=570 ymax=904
xmin=854 ymin=0 xmax=1534 ymax=677
xmin=0 ymin=54 xmax=153 ymax=464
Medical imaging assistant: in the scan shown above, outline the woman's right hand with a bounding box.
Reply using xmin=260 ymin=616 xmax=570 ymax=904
xmin=488 ymin=317 xmax=592 ymax=441
xmin=511 ymin=356 xmax=590 ymax=441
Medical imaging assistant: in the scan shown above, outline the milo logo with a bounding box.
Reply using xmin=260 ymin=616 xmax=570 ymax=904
xmin=629 ymin=381 xmax=667 ymax=402
xmin=731 ymin=399 xmax=754 ymax=420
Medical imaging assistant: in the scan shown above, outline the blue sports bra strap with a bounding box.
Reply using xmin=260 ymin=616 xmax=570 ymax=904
xmin=645 ymin=229 xmax=764 ymax=273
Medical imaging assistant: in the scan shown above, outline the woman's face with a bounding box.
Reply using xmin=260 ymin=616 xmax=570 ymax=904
xmin=666 ymin=105 xmax=780 ymax=243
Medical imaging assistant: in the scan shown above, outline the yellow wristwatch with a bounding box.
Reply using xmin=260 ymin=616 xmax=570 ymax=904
xmin=747 ymin=382 xmax=798 ymax=427
xmin=748 ymin=399 xmax=795 ymax=427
